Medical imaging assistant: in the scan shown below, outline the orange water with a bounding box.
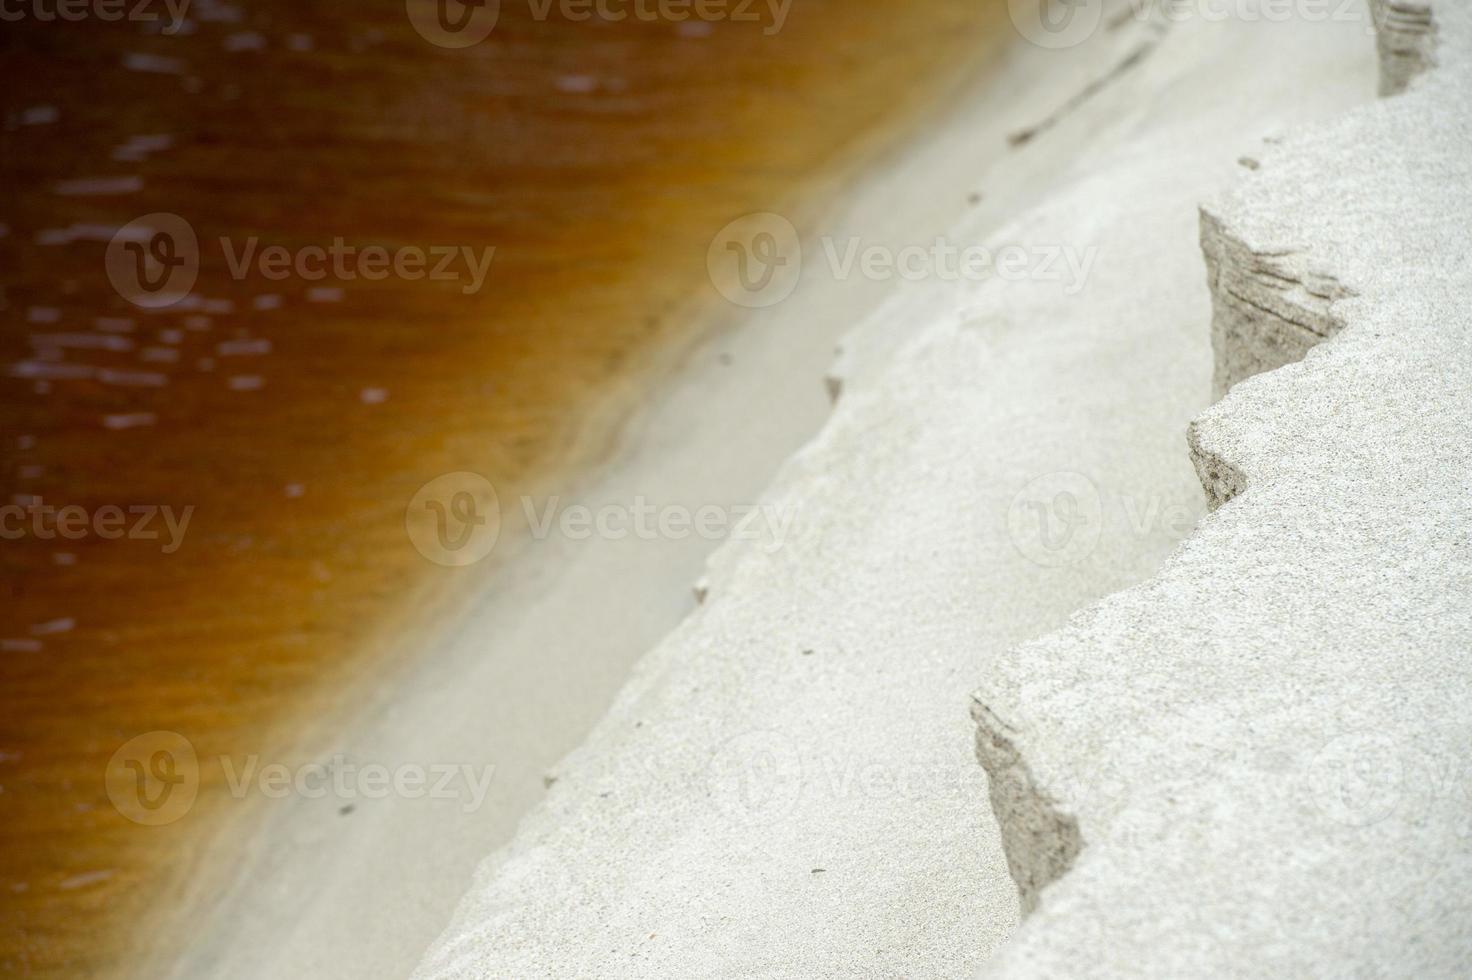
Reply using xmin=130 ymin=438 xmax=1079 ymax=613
xmin=0 ymin=0 xmax=1002 ymax=973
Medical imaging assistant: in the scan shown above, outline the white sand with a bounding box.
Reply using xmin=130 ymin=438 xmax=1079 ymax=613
xmin=978 ymin=3 xmax=1472 ymax=972
xmin=409 ymin=5 xmax=1377 ymax=980
xmin=167 ymin=4 xmax=1383 ymax=978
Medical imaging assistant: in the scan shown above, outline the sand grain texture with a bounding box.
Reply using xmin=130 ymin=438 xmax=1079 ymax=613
xmin=973 ymin=1 xmax=1472 ymax=974
xmin=412 ymin=4 xmax=1376 ymax=976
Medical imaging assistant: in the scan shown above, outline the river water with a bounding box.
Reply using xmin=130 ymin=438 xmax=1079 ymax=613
xmin=0 ymin=0 xmax=999 ymax=973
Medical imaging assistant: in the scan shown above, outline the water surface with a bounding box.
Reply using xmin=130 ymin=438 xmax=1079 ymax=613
xmin=0 ymin=1 xmax=1000 ymax=973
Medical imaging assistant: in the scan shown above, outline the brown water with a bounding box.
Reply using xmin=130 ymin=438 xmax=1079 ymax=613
xmin=0 ymin=0 xmax=1000 ymax=974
